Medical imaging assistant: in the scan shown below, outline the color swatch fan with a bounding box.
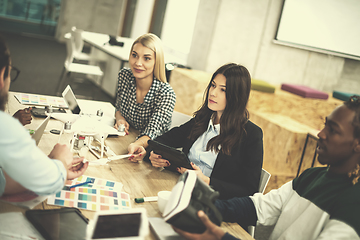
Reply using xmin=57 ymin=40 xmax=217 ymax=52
xmin=47 ymin=175 xmax=131 ymax=211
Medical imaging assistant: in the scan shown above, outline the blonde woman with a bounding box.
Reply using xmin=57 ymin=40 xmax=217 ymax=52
xmin=114 ymin=33 xmax=176 ymax=160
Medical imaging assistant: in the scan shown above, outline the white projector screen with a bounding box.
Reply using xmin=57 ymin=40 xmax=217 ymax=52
xmin=274 ymin=0 xmax=360 ymax=60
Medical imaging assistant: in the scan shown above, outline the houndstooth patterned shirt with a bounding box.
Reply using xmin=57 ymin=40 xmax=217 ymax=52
xmin=115 ymin=68 xmax=176 ymax=139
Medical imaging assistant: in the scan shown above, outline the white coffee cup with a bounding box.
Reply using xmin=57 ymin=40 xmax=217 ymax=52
xmin=157 ymin=190 xmax=172 ymax=214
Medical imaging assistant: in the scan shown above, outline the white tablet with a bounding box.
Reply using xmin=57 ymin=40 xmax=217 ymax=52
xmin=87 ymin=208 xmax=149 ymax=240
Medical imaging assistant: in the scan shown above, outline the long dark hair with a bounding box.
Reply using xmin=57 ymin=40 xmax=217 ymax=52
xmin=189 ymin=63 xmax=251 ymax=155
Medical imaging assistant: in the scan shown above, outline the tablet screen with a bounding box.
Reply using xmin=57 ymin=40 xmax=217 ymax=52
xmin=148 ymin=140 xmax=193 ymax=171
xmin=26 ymin=208 xmax=88 ymax=240
xmin=92 ymin=213 xmax=141 ymax=238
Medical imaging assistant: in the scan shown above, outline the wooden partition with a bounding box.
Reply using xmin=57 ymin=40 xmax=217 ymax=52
xmin=169 ymin=68 xmax=211 ymax=115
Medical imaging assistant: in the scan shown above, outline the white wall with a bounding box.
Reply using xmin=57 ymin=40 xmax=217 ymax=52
xmin=188 ymin=0 xmax=360 ymax=94
xmin=253 ymin=0 xmax=344 ymax=92
xmin=187 ymin=0 xmax=221 ymax=71
xmin=129 ymin=0 xmax=199 ymax=64
xmin=276 ymin=0 xmax=360 ymax=59
xmin=130 ymin=0 xmax=155 ymax=39
xmin=161 ymin=0 xmax=200 ymax=65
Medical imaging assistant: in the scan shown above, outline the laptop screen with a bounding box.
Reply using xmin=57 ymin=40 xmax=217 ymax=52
xmin=62 ymin=85 xmax=80 ymax=114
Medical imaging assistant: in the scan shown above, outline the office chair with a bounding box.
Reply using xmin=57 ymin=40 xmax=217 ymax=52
xmin=170 ymin=111 xmax=192 ymax=129
xmin=71 ymin=26 xmax=92 ymax=61
xmin=248 ymin=168 xmax=271 ymax=237
xmin=56 ymin=31 xmax=103 ymax=96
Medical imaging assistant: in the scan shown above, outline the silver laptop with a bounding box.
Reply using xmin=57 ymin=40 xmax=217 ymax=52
xmin=62 ymin=85 xmax=81 ymax=114
xmin=62 ymin=85 xmax=113 ymax=117
xmin=61 ymin=85 xmax=119 ymax=136
xmin=31 ymin=116 xmax=50 ymax=145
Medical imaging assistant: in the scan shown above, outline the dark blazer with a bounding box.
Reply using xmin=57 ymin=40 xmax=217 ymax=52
xmin=147 ymin=118 xmax=263 ymax=200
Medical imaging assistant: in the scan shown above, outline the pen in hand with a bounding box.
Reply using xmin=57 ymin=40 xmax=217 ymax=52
xmin=69 ymin=179 xmax=94 ymax=189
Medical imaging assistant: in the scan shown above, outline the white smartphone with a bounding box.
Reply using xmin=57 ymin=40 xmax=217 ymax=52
xmin=87 ymin=208 xmax=149 ymax=240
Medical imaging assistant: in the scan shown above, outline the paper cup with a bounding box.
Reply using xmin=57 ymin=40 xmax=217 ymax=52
xmin=157 ymin=191 xmax=171 ymax=214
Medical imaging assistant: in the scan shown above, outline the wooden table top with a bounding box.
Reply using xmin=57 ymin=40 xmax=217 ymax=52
xmin=0 ymin=92 xmax=254 ymax=240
